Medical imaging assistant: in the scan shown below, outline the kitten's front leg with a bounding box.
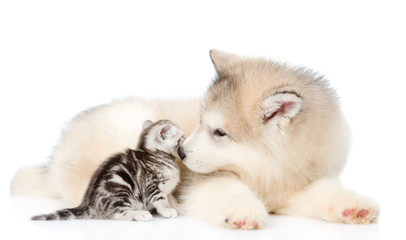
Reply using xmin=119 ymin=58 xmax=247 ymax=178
xmin=151 ymin=194 xmax=177 ymax=218
xmin=103 ymin=194 xmax=153 ymax=221
xmin=179 ymin=177 xmax=268 ymax=230
xmin=109 ymin=199 xmax=153 ymax=221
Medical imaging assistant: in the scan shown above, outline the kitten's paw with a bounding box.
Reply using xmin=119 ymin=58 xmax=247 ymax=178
xmin=223 ymin=198 xmax=268 ymax=230
xmin=129 ymin=210 xmax=153 ymax=222
xmin=158 ymin=208 xmax=177 ymax=218
xmin=117 ymin=210 xmax=153 ymax=221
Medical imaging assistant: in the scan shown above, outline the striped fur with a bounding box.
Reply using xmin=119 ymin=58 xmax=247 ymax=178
xmin=31 ymin=120 xmax=182 ymax=221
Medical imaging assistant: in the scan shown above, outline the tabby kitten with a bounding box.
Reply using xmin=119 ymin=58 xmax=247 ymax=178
xmin=32 ymin=120 xmax=184 ymax=221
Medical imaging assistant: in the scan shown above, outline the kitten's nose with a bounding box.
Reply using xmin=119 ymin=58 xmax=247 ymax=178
xmin=177 ymin=146 xmax=186 ymax=160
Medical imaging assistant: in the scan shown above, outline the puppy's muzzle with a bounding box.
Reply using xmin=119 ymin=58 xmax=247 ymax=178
xmin=177 ymin=146 xmax=186 ymax=160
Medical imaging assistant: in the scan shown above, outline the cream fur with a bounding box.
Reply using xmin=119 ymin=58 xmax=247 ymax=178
xmin=11 ymin=51 xmax=379 ymax=229
xmin=11 ymin=97 xmax=200 ymax=205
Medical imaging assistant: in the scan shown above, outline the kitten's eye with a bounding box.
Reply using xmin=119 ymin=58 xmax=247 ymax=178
xmin=213 ymin=128 xmax=227 ymax=137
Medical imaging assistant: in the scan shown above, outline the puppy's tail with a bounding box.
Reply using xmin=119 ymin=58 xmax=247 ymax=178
xmin=10 ymin=165 xmax=59 ymax=198
xmin=31 ymin=206 xmax=89 ymax=221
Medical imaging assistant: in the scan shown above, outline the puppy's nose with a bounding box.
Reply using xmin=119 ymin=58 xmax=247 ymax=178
xmin=177 ymin=146 xmax=186 ymax=160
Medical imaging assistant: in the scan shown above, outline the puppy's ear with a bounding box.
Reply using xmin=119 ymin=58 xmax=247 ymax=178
xmin=261 ymin=92 xmax=303 ymax=125
xmin=157 ymin=125 xmax=172 ymax=141
xmin=142 ymin=120 xmax=153 ymax=130
xmin=209 ymin=50 xmax=239 ymax=74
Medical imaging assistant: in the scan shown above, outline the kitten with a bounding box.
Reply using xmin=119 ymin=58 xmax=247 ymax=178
xmin=31 ymin=120 xmax=184 ymax=221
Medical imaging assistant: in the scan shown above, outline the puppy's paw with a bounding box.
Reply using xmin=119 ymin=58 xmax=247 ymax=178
xmin=223 ymin=197 xmax=268 ymax=230
xmin=342 ymin=207 xmax=379 ymax=224
xmin=331 ymin=193 xmax=379 ymax=224
xmin=225 ymin=217 xmax=262 ymax=230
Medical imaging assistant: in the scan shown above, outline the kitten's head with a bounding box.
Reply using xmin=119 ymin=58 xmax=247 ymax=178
xmin=138 ymin=120 xmax=185 ymax=157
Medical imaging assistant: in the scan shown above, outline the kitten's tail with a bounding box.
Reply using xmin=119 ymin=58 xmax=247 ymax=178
xmin=31 ymin=206 xmax=89 ymax=221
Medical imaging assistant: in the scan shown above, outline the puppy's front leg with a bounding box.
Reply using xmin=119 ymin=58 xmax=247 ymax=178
xmin=179 ymin=176 xmax=268 ymax=230
xmin=277 ymin=178 xmax=379 ymax=224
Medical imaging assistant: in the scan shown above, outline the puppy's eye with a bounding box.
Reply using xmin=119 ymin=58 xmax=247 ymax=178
xmin=213 ymin=128 xmax=227 ymax=137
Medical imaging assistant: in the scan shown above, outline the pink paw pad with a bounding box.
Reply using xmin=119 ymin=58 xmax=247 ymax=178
xmin=228 ymin=218 xmax=259 ymax=230
xmin=357 ymin=209 xmax=369 ymax=219
xmin=342 ymin=209 xmax=355 ymax=217
xmin=342 ymin=208 xmax=375 ymax=224
xmin=251 ymin=221 xmax=259 ymax=229
xmin=234 ymin=219 xmax=246 ymax=228
xmin=342 ymin=208 xmax=369 ymax=219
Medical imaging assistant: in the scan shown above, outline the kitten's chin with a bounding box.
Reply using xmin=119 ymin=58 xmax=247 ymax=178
xmin=170 ymin=149 xmax=179 ymax=159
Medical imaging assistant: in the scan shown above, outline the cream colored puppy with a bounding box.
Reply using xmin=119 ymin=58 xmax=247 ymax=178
xmin=11 ymin=50 xmax=379 ymax=230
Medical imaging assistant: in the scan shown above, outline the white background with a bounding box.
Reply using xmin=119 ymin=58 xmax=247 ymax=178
xmin=0 ymin=0 xmax=405 ymax=239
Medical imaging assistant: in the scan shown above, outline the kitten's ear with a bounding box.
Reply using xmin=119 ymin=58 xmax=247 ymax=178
xmin=142 ymin=120 xmax=153 ymax=129
xmin=261 ymin=92 xmax=303 ymax=126
xmin=157 ymin=125 xmax=172 ymax=141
